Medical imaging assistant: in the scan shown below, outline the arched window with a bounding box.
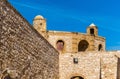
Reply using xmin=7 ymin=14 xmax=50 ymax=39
xmin=90 ymin=28 xmax=94 ymax=35
xmin=71 ymin=76 xmax=84 ymax=79
xmin=98 ymin=44 xmax=102 ymax=51
xmin=56 ymin=40 xmax=64 ymax=51
xmin=78 ymin=40 xmax=89 ymax=52
xmin=4 ymin=75 xmax=11 ymax=79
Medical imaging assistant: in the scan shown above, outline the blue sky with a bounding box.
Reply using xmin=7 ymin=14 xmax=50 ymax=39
xmin=8 ymin=0 xmax=120 ymax=51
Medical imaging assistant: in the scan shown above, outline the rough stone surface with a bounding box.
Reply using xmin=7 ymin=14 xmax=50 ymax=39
xmin=59 ymin=52 xmax=120 ymax=79
xmin=48 ymin=34 xmax=73 ymax=53
xmin=47 ymin=32 xmax=105 ymax=53
xmin=0 ymin=0 xmax=59 ymax=79
xmin=33 ymin=13 xmax=120 ymax=79
xmin=1 ymin=0 xmax=120 ymax=79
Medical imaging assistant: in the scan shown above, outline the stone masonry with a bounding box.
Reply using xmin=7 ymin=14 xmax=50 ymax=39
xmin=59 ymin=52 xmax=120 ymax=79
xmin=33 ymin=15 xmax=105 ymax=53
xmin=33 ymin=15 xmax=120 ymax=79
xmin=0 ymin=0 xmax=59 ymax=79
xmin=0 ymin=0 xmax=120 ymax=79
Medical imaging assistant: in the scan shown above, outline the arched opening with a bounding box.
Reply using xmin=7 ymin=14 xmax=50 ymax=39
xmin=71 ymin=76 xmax=84 ymax=79
xmin=3 ymin=75 xmax=11 ymax=79
xmin=90 ymin=28 xmax=94 ymax=35
xmin=56 ymin=40 xmax=64 ymax=51
xmin=78 ymin=40 xmax=89 ymax=52
xmin=1 ymin=74 xmax=12 ymax=79
xmin=98 ymin=44 xmax=102 ymax=51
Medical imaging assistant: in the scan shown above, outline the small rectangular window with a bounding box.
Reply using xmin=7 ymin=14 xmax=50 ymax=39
xmin=73 ymin=58 xmax=78 ymax=64
xmin=90 ymin=28 xmax=94 ymax=35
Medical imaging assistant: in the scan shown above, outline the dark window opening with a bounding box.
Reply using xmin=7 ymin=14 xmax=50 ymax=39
xmin=90 ymin=28 xmax=94 ymax=35
xmin=78 ymin=40 xmax=89 ymax=52
xmin=40 ymin=23 xmax=42 ymax=25
xmin=98 ymin=44 xmax=102 ymax=51
xmin=73 ymin=58 xmax=78 ymax=64
xmin=56 ymin=40 xmax=64 ymax=51
xmin=71 ymin=76 xmax=84 ymax=79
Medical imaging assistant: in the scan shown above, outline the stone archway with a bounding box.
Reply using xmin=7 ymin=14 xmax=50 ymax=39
xmin=78 ymin=40 xmax=89 ymax=52
xmin=71 ymin=76 xmax=84 ymax=79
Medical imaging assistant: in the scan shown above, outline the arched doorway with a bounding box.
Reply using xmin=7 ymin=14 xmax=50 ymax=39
xmin=78 ymin=40 xmax=89 ymax=52
xmin=71 ymin=76 xmax=84 ymax=79
xmin=1 ymin=73 xmax=12 ymax=79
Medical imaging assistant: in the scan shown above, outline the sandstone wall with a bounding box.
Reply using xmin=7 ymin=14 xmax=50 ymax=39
xmin=48 ymin=32 xmax=73 ymax=53
xmin=101 ymin=53 xmax=118 ymax=79
xmin=47 ymin=31 xmax=105 ymax=53
xmin=59 ymin=52 xmax=100 ymax=79
xmin=94 ymin=37 xmax=106 ymax=51
xmin=59 ymin=52 xmax=120 ymax=79
xmin=0 ymin=0 xmax=59 ymax=79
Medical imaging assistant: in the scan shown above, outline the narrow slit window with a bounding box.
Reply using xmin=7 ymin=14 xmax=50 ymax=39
xmin=98 ymin=44 xmax=102 ymax=51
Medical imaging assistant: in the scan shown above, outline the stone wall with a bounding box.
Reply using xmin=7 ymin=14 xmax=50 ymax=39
xmin=101 ymin=53 xmax=118 ymax=79
xmin=48 ymin=32 xmax=73 ymax=53
xmin=59 ymin=52 xmax=120 ymax=79
xmin=94 ymin=37 xmax=105 ymax=51
xmin=33 ymin=15 xmax=106 ymax=53
xmin=47 ymin=31 xmax=105 ymax=53
xmin=59 ymin=52 xmax=100 ymax=79
xmin=0 ymin=0 xmax=59 ymax=79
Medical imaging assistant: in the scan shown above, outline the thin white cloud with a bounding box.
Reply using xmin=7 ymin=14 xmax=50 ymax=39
xmin=107 ymin=46 xmax=120 ymax=51
xmin=9 ymin=1 xmax=44 ymax=10
xmin=9 ymin=0 xmax=90 ymax=24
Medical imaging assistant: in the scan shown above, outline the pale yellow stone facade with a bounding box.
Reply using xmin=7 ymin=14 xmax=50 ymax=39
xmin=59 ymin=52 xmax=120 ymax=79
xmin=33 ymin=15 xmax=105 ymax=53
xmin=33 ymin=15 xmax=120 ymax=79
